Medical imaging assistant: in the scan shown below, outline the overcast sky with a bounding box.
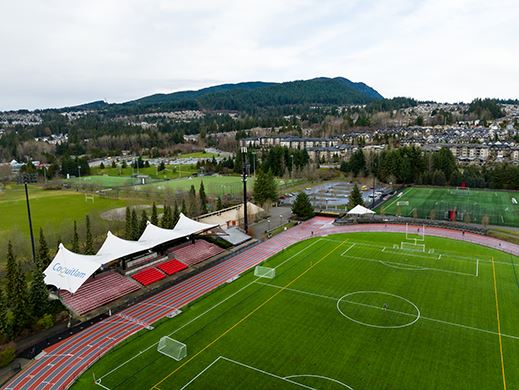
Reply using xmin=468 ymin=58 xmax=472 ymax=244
xmin=0 ymin=0 xmax=518 ymax=111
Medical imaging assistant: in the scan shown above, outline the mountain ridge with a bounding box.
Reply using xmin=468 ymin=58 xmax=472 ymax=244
xmin=63 ymin=76 xmax=383 ymax=112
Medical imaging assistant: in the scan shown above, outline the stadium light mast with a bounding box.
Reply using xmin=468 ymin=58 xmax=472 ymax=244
xmin=241 ymin=146 xmax=249 ymax=232
xmin=18 ymin=173 xmax=37 ymax=263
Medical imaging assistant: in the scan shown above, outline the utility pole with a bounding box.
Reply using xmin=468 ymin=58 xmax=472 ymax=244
xmin=18 ymin=173 xmax=37 ymax=262
xmin=241 ymin=146 xmax=249 ymax=232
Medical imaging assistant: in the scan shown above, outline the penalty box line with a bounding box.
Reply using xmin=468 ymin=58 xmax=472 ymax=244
xmin=254 ymin=281 xmax=519 ymax=342
xmin=98 ymin=238 xmax=326 ymax=383
xmin=340 ymin=250 xmax=478 ymax=277
xmin=180 ymin=356 xmax=316 ymax=390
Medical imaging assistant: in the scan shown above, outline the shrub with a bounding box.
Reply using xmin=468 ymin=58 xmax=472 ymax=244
xmin=0 ymin=342 xmax=16 ymax=368
xmin=36 ymin=314 xmax=54 ymax=330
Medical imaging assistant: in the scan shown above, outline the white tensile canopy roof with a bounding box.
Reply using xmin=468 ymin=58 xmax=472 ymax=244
xmin=44 ymin=214 xmax=218 ymax=293
xmin=347 ymin=204 xmax=376 ymax=215
xmin=44 ymin=244 xmax=105 ymax=294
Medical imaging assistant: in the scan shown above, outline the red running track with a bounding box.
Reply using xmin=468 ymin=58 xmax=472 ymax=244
xmin=4 ymin=217 xmax=519 ymax=390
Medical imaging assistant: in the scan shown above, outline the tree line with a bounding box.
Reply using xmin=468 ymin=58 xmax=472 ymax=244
xmin=341 ymin=146 xmax=519 ymax=190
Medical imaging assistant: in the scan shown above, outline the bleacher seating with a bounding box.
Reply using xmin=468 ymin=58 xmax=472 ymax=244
xmin=157 ymin=259 xmax=188 ymax=276
xmin=131 ymin=267 xmax=166 ymax=286
xmin=170 ymin=240 xmax=225 ymax=266
xmin=59 ymin=271 xmax=140 ymax=316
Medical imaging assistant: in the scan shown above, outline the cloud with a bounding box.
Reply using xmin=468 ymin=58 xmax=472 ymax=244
xmin=0 ymin=0 xmax=517 ymax=109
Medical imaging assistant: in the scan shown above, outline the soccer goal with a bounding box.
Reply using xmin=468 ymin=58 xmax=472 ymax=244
xmin=157 ymin=336 xmax=187 ymax=361
xmin=254 ymin=266 xmax=276 ymax=279
xmin=396 ymin=201 xmax=409 ymax=206
xmin=400 ymin=242 xmax=426 ymax=252
xmin=84 ymin=194 xmax=95 ymax=203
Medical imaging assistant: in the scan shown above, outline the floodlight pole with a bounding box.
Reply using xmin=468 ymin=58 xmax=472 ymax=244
xmin=241 ymin=146 xmax=248 ymax=232
xmin=23 ymin=177 xmax=36 ymax=263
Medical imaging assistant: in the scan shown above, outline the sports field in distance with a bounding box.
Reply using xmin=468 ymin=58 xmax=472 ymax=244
xmin=378 ymin=186 xmax=519 ymax=227
xmin=74 ymin=232 xmax=519 ymax=389
xmin=0 ymin=185 xmax=125 ymax=237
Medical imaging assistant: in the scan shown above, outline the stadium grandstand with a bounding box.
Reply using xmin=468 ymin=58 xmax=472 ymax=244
xmin=43 ymin=214 xmax=236 ymax=317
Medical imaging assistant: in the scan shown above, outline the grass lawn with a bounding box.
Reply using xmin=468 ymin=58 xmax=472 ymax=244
xmin=130 ymin=176 xmax=298 ymax=196
xmin=177 ymin=152 xmax=219 ymax=159
xmin=85 ymin=165 xmax=198 ymax=183
xmin=377 ymin=186 xmax=519 ymax=227
xmin=73 ymin=232 xmax=519 ymax=389
xmin=0 ymin=184 xmax=126 ymax=237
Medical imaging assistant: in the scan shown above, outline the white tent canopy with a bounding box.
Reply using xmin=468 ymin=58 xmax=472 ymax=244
xmin=44 ymin=214 xmax=218 ymax=293
xmin=347 ymin=205 xmax=376 ymax=215
xmin=96 ymin=231 xmax=151 ymax=261
xmin=44 ymin=244 xmax=104 ymax=294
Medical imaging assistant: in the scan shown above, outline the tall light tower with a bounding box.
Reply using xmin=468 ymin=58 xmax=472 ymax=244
xmin=17 ymin=173 xmax=37 ymax=263
xmin=241 ymin=146 xmax=249 ymax=232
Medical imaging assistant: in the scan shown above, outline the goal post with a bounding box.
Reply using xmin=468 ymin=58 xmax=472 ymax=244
xmin=400 ymin=242 xmax=426 ymax=252
xmin=157 ymin=336 xmax=187 ymax=361
xmin=254 ymin=266 xmax=276 ymax=279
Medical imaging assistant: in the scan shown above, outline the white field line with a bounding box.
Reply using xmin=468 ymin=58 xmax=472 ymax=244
xmin=342 ymin=252 xmax=477 ymax=277
xmin=220 ymin=356 xmax=316 ymax=390
xmin=383 ymin=188 xmax=409 ymax=210
xmin=179 ymin=356 xmax=223 ymax=390
xmin=476 ymin=258 xmax=479 ymax=277
xmin=320 ymin=237 xmax=513 ymax=267
xmin=340 ymin=244 xmax=356 ymax=256
xmin=98 ymin=239 xmax=323 ymax=381
xmin=255 ymin=281 xmax=519 ymax=341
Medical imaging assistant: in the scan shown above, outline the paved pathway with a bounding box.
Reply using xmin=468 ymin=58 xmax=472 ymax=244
xmin=4 ymin=218 xmax=519 ymax=389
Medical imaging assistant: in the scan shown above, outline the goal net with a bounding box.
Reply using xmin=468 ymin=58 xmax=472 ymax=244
xmin=396 ymin=201 xmax=409 ymax=206
xmin=400 ymin=242 xmax=426 ymax=252
xmin=254 ymin=266 xmax=276 ymax=279
xmin=157 ymin=337 xmax=187 ymax=361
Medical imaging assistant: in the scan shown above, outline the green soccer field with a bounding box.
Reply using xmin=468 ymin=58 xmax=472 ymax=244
xmin=73 ymin=232 xmax=519 ymax=390
xmin=0 ymin=185 xmax=125 ymax=237
xmin=377 ymin=186 xmax=519 ymax=227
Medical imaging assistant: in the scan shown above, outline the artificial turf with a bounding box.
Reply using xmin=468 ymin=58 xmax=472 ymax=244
xmin=377 ymin=186 xmax=519 ymax=227
xmin=73 ymin=232 xmax=519 ymax=389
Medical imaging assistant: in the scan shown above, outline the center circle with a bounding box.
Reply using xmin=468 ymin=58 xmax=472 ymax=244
xmin=336 ymin=291 xmax=420 ymax=329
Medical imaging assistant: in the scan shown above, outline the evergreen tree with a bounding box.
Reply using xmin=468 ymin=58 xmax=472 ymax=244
xmin=216 ymin=196 xmax=223 ymax=210
xmin=253 ymin=170 xmax=277 ymax=206
xmin=125 ymin=207 xmax=132 ymax=239
xmin=85 ymin=215 xmax=94 ymax=254
xmin=38 ymin=228 xmax=50 ymax=268
xmin=29 ymin=263 xmax=48 ymax=318
xmin=5 ymin=241 xmax=17 ymax=302
xmin=199 ymin=181 xmax=208 ymax=214
xmin=0 ymin=288 xmax=7 ymax=337
xmin=139 ymin=210 xmax=148 ymax=236
xmin=131 ymin=209 xmax=139 ymax=240
xmin=150 ymin=202 xmax=159 ymax=225
xmin=181 ymin=199 xmax=187 ymax=215
xmin=11 ymin=261 xmax=29 ymax=334
xmin=72 ymin=221 xmax=79 ymax=252
xmin=172 ymin=202 xmax=180 ymax=226
xmin=291 ymin=192 xmax=314 ymax=220
xmin=161 ymin=205 xmax=170 ymax=228
xmin=348 ymin=183 xmax=364 ymax=209
xmin=188 ymin=185 xmax=198 ymax=216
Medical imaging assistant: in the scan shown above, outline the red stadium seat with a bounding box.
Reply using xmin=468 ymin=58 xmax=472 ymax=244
xmin=131 ymin=267 xmax=166 ymax=286
xmin=157 ymin=259 xmax=188 ymax=275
